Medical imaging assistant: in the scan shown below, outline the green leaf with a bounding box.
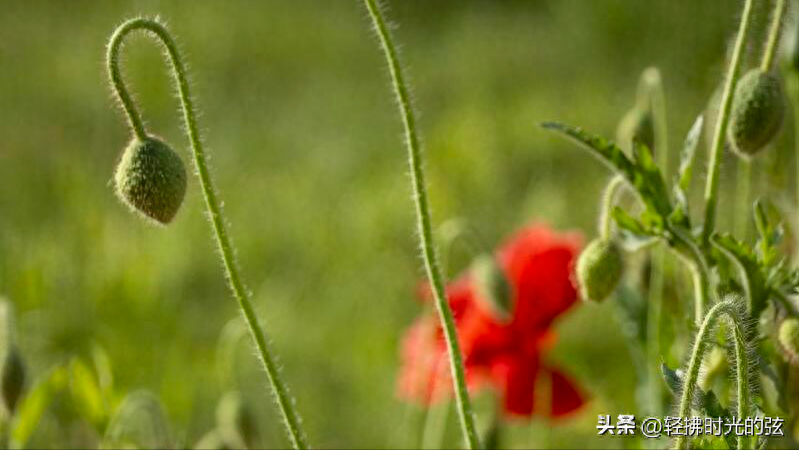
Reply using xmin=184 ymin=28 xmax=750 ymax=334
xmin=68 ymin=358 xmax=108 ymax=432
xmin=676 ymin=114 xmax=703 ymax=196
xmin=10 ymin=366 xmax=68 ymax=448
xmin=661 ymin=363 xmax=681 ymax=395
xmin=543 ymin=122 xmax=672 ymax=219
xmin=711 ymin=234 xmax=768 ymax=316
xmin=612 ymin=207 xmax=658 ymax=251
xmin=671 ymin=115 xmax=703 ymax=227
xmin=542 ymin=122 xmax=637 ymax=180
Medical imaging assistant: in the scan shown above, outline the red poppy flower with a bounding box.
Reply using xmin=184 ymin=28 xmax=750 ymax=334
xmin=398 ymin=224 xmax=586 ymax=418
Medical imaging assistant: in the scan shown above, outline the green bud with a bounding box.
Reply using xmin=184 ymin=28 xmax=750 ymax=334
xmin=778 ymin=318 xmax=799 ymax=364
xmin=2 ymin=346 xmax=25 ymax=415
xmin=471 ymin=254 xmax=513 ymax=321
xmin=576 ymin=238 xmax=624 ymax=303
xmin=727 ymin=69 xmax=785 ymax=158
xmin=115 ymin=136 xmax=188 ymax=225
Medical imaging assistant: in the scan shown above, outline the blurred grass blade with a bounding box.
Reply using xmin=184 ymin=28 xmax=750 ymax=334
xmin=68 ymin=358 xmax=109 ymax=432
xmin=102 ymin=390 xmax=171 ymax=449
xmin=10 ymin=366 xmax=68 ymax=449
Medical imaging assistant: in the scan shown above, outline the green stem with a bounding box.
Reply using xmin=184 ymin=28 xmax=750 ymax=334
xmin=673 ymin=299 xmax=750 ymax=450
xmin=362 ymin=2 xmax=481 ymax=448
xmin=702 ymin=0 xmax=756 ymax=245
xmin=733 ymin=159 xmax=752 ymax=238
xmin=599 ymin=175 xmax=626 ymax=238
xmin=762 ymin=0 xmax=788 ymax=72
xmin=106 ymin=19 xmax=308 ymax=449
xmin=669 ymin=226 xmax=711 ymax=325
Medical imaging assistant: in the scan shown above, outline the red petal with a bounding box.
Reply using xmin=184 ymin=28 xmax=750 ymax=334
xmin=546 ymin=368 xmax=586 ymax=418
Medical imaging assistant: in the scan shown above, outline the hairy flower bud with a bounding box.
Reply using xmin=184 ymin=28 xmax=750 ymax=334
xmin=115 ymin=136 xmax=188 ymax=225
xmin=2 ymin=346 xmax=25 ymax=415
xmin=576 ymin=238 xmax=623 ymax=303
xmin=778 ymin=318 xmax=799 ymax=364
xmin=727 ymin=69 xmax=785 ymax=158
xmin=471 ymin=254 xmax=513 ymax=321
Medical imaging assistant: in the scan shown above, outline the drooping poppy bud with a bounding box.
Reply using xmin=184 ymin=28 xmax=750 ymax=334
xmin=576 ymin=238 xmax=623 ymax=303
xmin=778 ymin=317 xmax=799 ymax=364
xmin=115 ymin=136 xmax=187 ymax=225
xmin=727 ymin=69 xmax=785 ymax=158
xmin=471 ymin=254 xmax=513 ymax=321
xmin=1 ymin=346 xmax=25 ymax=415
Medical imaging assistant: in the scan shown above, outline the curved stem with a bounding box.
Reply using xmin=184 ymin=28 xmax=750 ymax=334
xmin=362 ymin=2 xmax=481 ymax=448
xmin=674 ymin=299 xmax=750 ymax=450
xmin=106 ymin=19 xmax=308 ymax=449
xmin=669 ymin=226 xmax=711 ymax=325
xmin=599 ymin=175 xmax=626 ymax=238
xmin=762 ymin=0 xmax=788 ymax=72
xmin=702 ymin=0 xmax=756 ymax=245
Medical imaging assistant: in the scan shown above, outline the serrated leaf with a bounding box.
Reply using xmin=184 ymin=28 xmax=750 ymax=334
xmin=711 ymin=234 xmax=767 ymax=316
xmin=661 ymin=363 xmax=681 ymax=395
xmin=543 ymin=122 xmax=672 ymax=221
xmin=632 ymin=140 xmax=672 ymax=217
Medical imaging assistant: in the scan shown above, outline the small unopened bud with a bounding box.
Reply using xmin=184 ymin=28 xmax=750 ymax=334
xmin=471 ymin=254 xmax=513 ymax=320
xmin=576 ymin=238 xmax=624 ymax=303
xmin=115 ymin=136 xmax=188 ymax=225
xmin=778 ymin=318 xmax=799 ymax=364
xmin=727 ymin=69 xmax=785 ymax=158
xmin=2 ymin=346 xmax=25 ymax=415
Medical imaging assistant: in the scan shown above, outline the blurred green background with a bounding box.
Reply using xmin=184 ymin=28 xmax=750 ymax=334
xmin=0 ymin=0 xmax=792 ymax=448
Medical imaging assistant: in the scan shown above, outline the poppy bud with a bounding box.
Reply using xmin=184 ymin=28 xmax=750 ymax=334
xmin=471 ymin=254 xmax=513 ymax=320
xmin=727 ymin=69 xmax=785 ymax=158
xmin=576 ymin=238 xmax=623 ymax=303
xmin=617 ymin=106 xmax=655 ymax=153
xmin=1 ymin=346 xmax=25 ymax=415
xmin=115 ymin=136 xmax=188 ymax=225
xmin=778 ymin=317 xmax=799 ymax=364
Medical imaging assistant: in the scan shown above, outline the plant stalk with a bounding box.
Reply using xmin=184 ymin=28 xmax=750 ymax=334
xmin=701 ymin=0 xmax=756 ymax=250
xmin=362 ymin=1 xmax=481 ymax=448
xmin=107 ymin=19 xmax=308 ymax=449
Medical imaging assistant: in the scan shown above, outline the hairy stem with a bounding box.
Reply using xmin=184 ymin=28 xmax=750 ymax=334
xmin=733 ymin=160 xmax=752 ymax=238
xmin=362 ymin=1 xmax=481 ymax=448
xmin=674 ymin=299 xmax=750 ymax=450
xmin=669 ymin=226 xmax=712 ymax=326
xmin=599 ymin=175 xmax=626 ymax=238
xmin=702 ymin=0 xmax=756 ymax=246
xmin=106 ymin=18 xmax=308 ymax=449
xmin=761 ymin=0 xmax=788 ymax=72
